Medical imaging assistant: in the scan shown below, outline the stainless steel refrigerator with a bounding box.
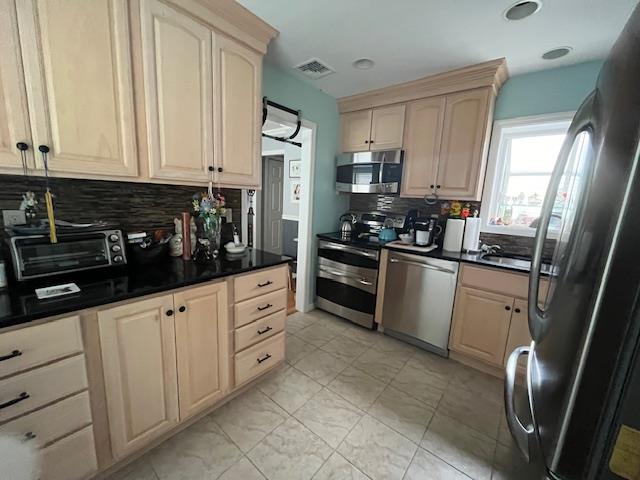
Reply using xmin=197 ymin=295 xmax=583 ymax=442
xmin=504 ymin=4 xmax=640 ymax=479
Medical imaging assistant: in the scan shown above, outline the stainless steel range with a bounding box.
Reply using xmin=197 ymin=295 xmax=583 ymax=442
xmin=315 ymin=211 xmax=406 ymax=329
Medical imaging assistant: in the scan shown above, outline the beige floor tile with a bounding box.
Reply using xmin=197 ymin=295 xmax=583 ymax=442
xmin=295 ymin=323 xmax=339 ymax=347
xmin=421 ymin=413 xmax=496 ymax=480
xmin=213 ymin=389 xmax=288 ymax=452
xmin=287 ymin=312 xmax=318 ymax=333
xmin=492 ymin=442 xmax=542 ymax=480
xmin=497 ymin=411 xmax=513 ymax=447
xmin=406 ymin=349 xmax=460 ymax=379
xmin=391 ymin=363 xmax=448 ymax=408
xmin=312 ymin=312 xmax=351 ymax=335
xmin=338 ymin=415 xmax=417 ymax=480
xmin=259 ymin=365 xmax=323 ymax=413
xmin=286 ymin=334 xmax=317 ymax=365
xmin=248 ymin=417 xmax=332 ymax=480
xmin=294 ymin=349 xmax=348 ymax=385
xmin=149 ymin=416 xmax=242 ymax=480
xmin=320 ymin=335 xmax=369 ymax=363
xmin=450 ymin=365 xmax=503 ymax=405
xmin=327 ymin=366 xmax=386 ymax=409
xmin=404 ymin=448 xmax=471 ymax=480
xmin=438 ymin=383 xmax=502 ymax=439
xmin=312 ymin=452 xmax=369 ymax=480
xmin=368 ymin=386 xmax=434 ymax=444
xmin=341 ymin=324 xmax=381 ymax=346
xmin=108 ymin=456 xmax=157 ymax=480
xmin=352 ymin=349 xmax=408 ymax=383
xmin=294 ymin=388 xmax=363 ymax=448
xmin=219 ymin=457 xmax=266 ymax=480
xmin=375 ymin=334 xmax=418 ymax=356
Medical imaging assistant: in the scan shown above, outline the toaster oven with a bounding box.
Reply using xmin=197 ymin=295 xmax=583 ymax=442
xmin=7 ymin=229 xmax=127 ymax=281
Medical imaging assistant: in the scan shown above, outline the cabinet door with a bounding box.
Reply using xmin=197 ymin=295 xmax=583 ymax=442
xmin=400 ymin=97 xmax=445 ymax=197
xmin=174 ymin=282 xmax=228 ymax=420
xmin=370 ymin=104 xmax=405 ymax=151
xmin=16 ymin=0 xmax=137 ymax=177
xmin=450 ymin=286 xmax=514 ymax=365
xmin=436 ymin=88 xmax=491 ymax=200
xmin=98 ymin=294 xmax=179 ymax=459
xmin=504 ymin=299 xmax=532 ymax=369
xmin=340 ymin=110 xmax=372 ymax=152
xmin=0 ymin=0 xmax=33 ymax=172
xmin=140 ymin=0 xmax=213 ymax=182
xmin=216 ymin=35 xmax=261 ymax=187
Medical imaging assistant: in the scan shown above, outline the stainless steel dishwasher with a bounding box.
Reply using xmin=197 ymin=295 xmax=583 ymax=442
xmin=382 ymin=251 xmax=459 ymax=356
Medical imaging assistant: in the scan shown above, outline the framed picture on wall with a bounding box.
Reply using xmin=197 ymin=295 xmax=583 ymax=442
xmin=289 ymin=160 xmax=301 ymax=178
xmin=291 ymin=183 xmax=301 ymax=203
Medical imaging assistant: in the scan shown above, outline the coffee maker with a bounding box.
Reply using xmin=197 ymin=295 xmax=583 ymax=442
xmin=414 ymin=215 xmax=442 ymax=246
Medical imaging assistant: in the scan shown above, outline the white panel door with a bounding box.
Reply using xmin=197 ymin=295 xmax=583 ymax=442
xmin=16 ymin=0 xmax=137 ymax=177
xmin=140 ymin=0 xmax=213 ymax=182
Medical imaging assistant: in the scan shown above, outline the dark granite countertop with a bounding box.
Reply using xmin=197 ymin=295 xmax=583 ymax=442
xmin=0 ymin=249 xmax=291 ymax=330
xmin=317 ymin=232 xmax=553 ymax=276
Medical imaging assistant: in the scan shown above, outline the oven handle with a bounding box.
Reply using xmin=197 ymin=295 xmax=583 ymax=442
xmin=320 ymin=267 xmax=374 ymax=286
xmin=319 ymin=241 xmax=378 ymax=259
xmin=389 ymin=257 xmax=456 ymax=275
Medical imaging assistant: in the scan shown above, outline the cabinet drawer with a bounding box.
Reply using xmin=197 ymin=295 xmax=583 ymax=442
xmin=235 ymin=309 xmax=286 ymax=352
xmin=459 ymin=264 xmax=549 ymax=301
xmin=41 ymin=425 xmax=97 ymax=480
xmin=0 ymin=355 xmax=88 ymax=423
xmin=0 ymin=391 xmax=92 ymax=449
xmin=234 ymin=288 xmax=287 ymax=328
xmin=0 ymin=316 xmax=83 ymax=379
xmin=234 ymin=266 xmax=287 ymax=302
xmin=235 ymin=332 xmax=285 ymax=386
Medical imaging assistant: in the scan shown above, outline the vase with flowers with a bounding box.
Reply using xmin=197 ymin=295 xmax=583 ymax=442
xmin=192 ymin=191 xmax=226 ymax=257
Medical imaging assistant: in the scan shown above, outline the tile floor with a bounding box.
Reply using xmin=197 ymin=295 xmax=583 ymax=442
xmin=109 ymin=309 xmax=540 ymax=480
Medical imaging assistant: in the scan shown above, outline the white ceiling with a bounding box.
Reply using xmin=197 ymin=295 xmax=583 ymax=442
xmin=237 ymin=0 xmax=638 ymax=98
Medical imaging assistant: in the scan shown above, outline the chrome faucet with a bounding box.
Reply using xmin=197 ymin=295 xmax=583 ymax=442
xmin=481 ymin=244 xmax=502 ymax=255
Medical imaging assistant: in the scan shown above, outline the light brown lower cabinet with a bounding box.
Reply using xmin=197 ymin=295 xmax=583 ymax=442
xmin=98 ymin=294 xmax=180 ymax=459
xmin=450 ymin=286 xmax=514 ymax=365
xmin=174 ymin=282 xmax=229 ymax=420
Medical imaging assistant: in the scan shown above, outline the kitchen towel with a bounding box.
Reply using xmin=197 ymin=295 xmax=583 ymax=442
xmin=462 ymin=217 xmax=481 ymax=252
xmin=443 ymin=218 xmax=465 ymax=252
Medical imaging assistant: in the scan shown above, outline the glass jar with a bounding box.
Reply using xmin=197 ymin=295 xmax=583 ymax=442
xmin=203 ymin=216 xmax=221 ymax=257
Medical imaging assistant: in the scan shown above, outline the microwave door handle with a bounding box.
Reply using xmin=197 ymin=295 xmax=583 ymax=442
xmin=378 ymin=153 xmax=385 ymax=185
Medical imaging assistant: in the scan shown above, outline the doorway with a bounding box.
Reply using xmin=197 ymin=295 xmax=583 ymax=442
xmin=261 ymin=155 xmax=284 ymax=255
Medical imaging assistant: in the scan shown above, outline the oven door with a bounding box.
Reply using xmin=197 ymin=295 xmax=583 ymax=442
xmin=317 ymin=240 xmax=379 ymax=269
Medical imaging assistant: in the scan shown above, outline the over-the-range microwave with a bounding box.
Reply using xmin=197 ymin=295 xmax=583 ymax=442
xmin=335 ymin=149 xmax=403 ymax=194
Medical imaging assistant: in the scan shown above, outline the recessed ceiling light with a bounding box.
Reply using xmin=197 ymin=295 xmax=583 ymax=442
xmin=504 ymin=0 xmax=542 ymax=20
xmin=542 ymin=47 xmax=572 ymax=60
xmin=353 ymin=58 xmax=375 ymax=70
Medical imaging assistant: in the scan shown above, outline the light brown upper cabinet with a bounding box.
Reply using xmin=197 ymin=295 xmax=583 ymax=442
xmin=0 ymin=0 xmax=33 ymax=172
xmin=174 ymin=282 xmax=228 ymax=420
xmin=139 ymin=0 xmax=213 ymax=183
xmin=436 ymin=88 xmax=491 ymax=199
xmin=16 ymin=0 xmax=138 ymax=177
xmin=401 ymin=88 xmax=491 ymax=200
xmin=98 ymin=294 xmax=179 ymax=459
xmin=216 ymin=35 xmax=262 ymax=187
xmin=401 ymin=97 xmax=445 ymax=197
xmin=340 ymin=105 xmax=405 ymax=152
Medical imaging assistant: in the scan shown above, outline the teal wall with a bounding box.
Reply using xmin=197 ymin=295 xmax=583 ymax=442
xmin=494 ymin=61 xmax=603 ymax=120
xmin=262 ymin=62 xmax=347 ymax=236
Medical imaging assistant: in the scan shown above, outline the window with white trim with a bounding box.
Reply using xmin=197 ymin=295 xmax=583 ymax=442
xmin=481 ymin=112 xmax=574 ymax=237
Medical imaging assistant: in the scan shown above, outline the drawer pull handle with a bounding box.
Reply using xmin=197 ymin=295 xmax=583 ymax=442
xmin=22 ymin=431 xmax=37 ymax=442
xmin=257 ymin=353 xmax=272 ymax=364
xmin=0 ymin=349 xmax=22 ymax=362
xmin=257 ymin=326 xmax=273 ymax=335
xmin=257 ymin=280 xmax=273 ymax=288
xmin=0 ymin=391 xmax=30 ymax=410
xmin=257 ymin=303 xmax=272 ymax=311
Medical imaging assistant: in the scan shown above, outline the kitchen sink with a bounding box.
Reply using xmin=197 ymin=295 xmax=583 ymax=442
xmin=480 ymin=253 xmax=532 ymax=270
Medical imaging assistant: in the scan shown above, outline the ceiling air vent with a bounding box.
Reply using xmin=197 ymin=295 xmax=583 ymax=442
xmin=294 ymin=58 xmax=335 ymax=79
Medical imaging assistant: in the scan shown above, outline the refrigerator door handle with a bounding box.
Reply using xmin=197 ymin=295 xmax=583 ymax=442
xmin=528 ymin=102 xmax=594 ymax=341
xmin=505 ymin=346 xmax=535 ymax=462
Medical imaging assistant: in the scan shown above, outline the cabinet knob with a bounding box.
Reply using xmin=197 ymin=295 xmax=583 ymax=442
xmin=430 ymin=184 xmax=435 ymax=189
xmin=505 ymin=305 xmax=511 ymax=311
xmin=436 ymin=184 xmax=441 ymax=189
xmin=514 ymin=308 xmax=521 ymax=313
xmin=208 ymin=166 xmax=214 ymax=172
xmin=369 ymin=139 xmax=375 ymax=144
xmin=166 ymin=309 xmax=174 ymax=316
xmin=217 ymin=167 xmax=223 ymax=173
xmin=178 ymin=306 xmax=186 ymax=313
xmin=16 ymin=142 xmax=29 ymax=151
xmin=38 ymin=145 xmax=50 ymax=154
xmin=364 ymin=140 xmax=369 ymax=144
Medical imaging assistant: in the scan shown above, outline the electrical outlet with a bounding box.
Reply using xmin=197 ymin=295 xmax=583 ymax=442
xmin=2 ymin=210 xmax=26 ymax=227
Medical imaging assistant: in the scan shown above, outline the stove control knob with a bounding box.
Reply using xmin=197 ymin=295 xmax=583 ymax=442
xmin=111 ymin=245 xmax=122 ymax=253
xmin=108 ymin=234 xmax=120 ymax=243
xmin=113 ymin=255 xmax=124 ymax=263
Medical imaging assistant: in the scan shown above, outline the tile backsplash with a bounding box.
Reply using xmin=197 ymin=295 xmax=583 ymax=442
xmin=348 ymin=194 xmax=556 ymax=259
xmin=0 ymin=174 xmax=241 ymax=237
